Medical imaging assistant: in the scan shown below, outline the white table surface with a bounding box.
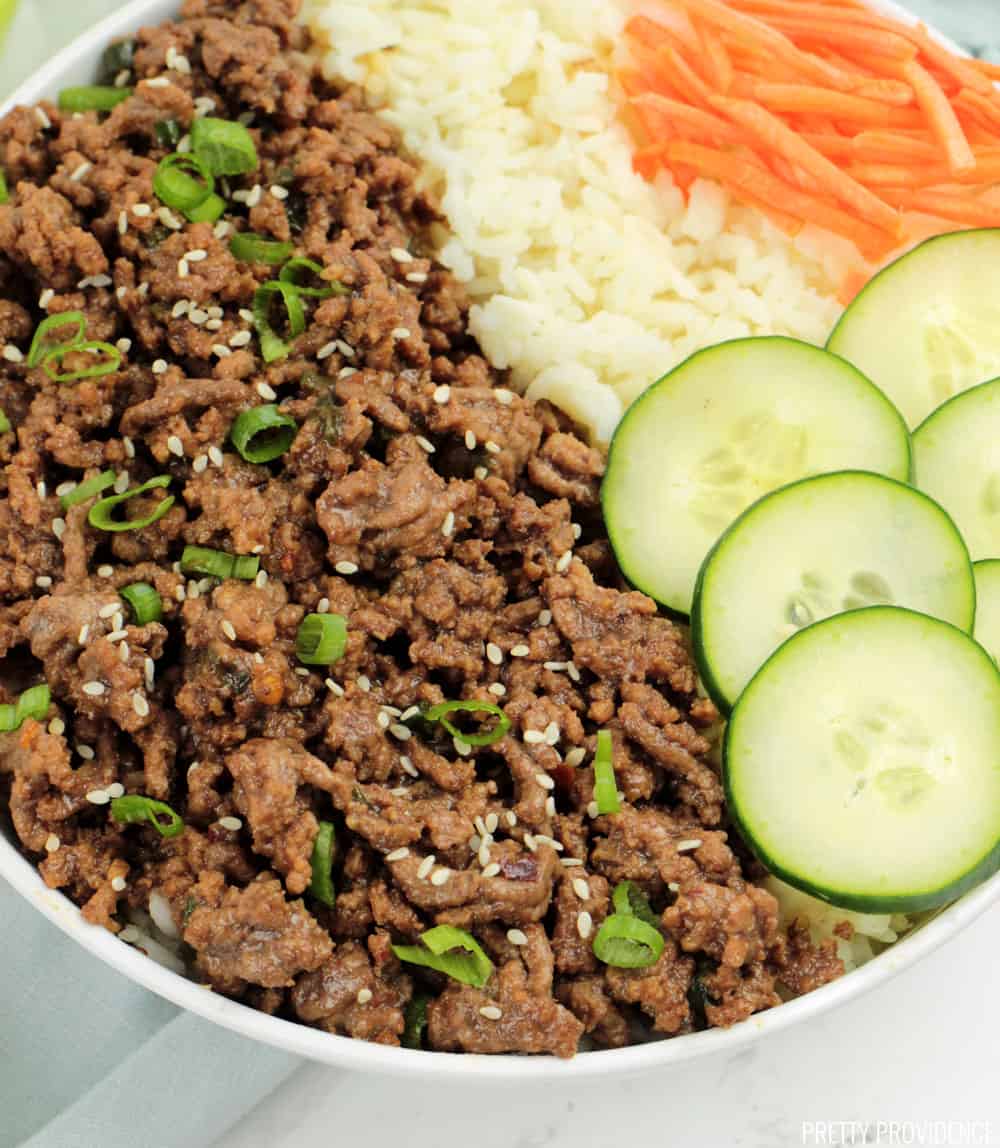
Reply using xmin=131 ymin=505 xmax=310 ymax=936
xmin=217 ymin=905 xmax=1000 ymax=1148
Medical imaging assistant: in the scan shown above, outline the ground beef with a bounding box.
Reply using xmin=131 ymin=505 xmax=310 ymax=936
xmin=0 ymin=0 xmax=845 ymax=1058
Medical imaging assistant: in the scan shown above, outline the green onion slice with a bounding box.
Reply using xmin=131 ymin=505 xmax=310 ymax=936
xmin=229 ymin=233 xmax=294 ymax=265
xmin=278 ymin=257 xmax=347 ymax=299
xmin=88 ymin=475 xmax=174 ymax=533
xmin=612 ymin=881 xmax=659 ymax=929
xmin=110 ymin=794 xmax=184 ymax=838
xmin=42 ymin=341 xmax=121 ymax=383
xmin=28 ymin=312 xmax=86 ymax=367
xmin=0 ymin=409 xmax=11 ymax=434
xmin=185 ymin=192 xmax=226 ymax=224
xmin=592 ymin=914 xmax=665 ymax=969
xmin=593 ymin=729 xmax=620 ymax=815
xmin=59 ymin=86 xmax=132 ymax=113
xmin=60 ymin=470 xmax=115 ymax=510
xmin=229 ymin=404 xmax=297 ymax=464
xmin=179 ymin=545 xmax=259 ymax=581
xmin=190 ymin=117 xmax=258 ymax=177
xmin=0 ymin=167 xmax=8 ymax=205
xmin=154 ymin=118 xmax=181 ymax=149
xmin=252 ymin=281 xmax=305 ymax=364
xmin=422 ymin=699 xmax=511 ymax=747
xmin=119 ymin=583 xmax=163 ymax=626
xmin=392 ymin=925 xmax=494 ymax=988
xmin=402 ymin=993 xmax=431 ymax=1049
xmin=153 ymin=153 xmax=215 ymax=215
xmin=308 ymin=821 xmax=336 ymax=907
xmin=0 ymin=684 xmax=51 ymax=733
xmin=97 ymin=40 xmax=135 ymax=85
xmin=296 ymin=613 xmax=347 ymax=666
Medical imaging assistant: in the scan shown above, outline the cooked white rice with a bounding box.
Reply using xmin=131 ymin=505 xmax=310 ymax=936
xmin=305 ymin=0 xmax=848 ymax=442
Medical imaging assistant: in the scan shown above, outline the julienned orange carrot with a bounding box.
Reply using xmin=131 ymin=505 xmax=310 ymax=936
xmin=902 ymin=59 xmax=975 ymax=174
xmin=850 ymin=130 xmax=940 ymax=162
xmin=799 ymin=132 xmax=855 ymax=160
xmin=697 ymin=22 xmax=734 ymax=93
xmin=848 ymin=152 xmax=1000 ymax=188
xmin=746 ymin=15 xmax=916 ymax=62
xmin=890 ymin=189 xmax=1000 ymax=227
xmin=625 ymin=13 xmax=700 ymax=55
xmin=652 ymin=42 xmax=718 ymax=107
xmin=970 ymin=57 xmax=1000 ymax=82
xmin=746 ymin=82 xmax=923 ymax=129
xmin=955 ymin=89 xmax=1000 ymax=133
xmin=630 ymin=93 xmax=745 ymax=146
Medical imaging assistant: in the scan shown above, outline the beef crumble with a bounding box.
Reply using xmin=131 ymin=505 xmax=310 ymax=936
xmin=0 ymin=0 xmax=844 ymax=1057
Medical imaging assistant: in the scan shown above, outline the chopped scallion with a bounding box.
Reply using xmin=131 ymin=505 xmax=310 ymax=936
xmin=0 ymin=409 xmax=10 ymax=434
xmin=0 ymin=167 xmax=8 ymax=205
xmin=119 ymin=582 xmax=163 ymax=625
xmin=190 ymin=117 xmax=258 ymax=177
xmin=154 ymin=118 xmax=182 ymax=149
xmin=179 ymin=545 xmax=259 ymax=581
xmin=308 ymin=821 xmax=336 ymax=907
xmin=97 ymin=39 xmax=135 ymax=85
xmin=28 ymin=312 xmax=86 ymax=367
xmin=61 ymin=470 xmax=115 ymax=510
xmin=611 ymin=880 xmax=659 ymax=929
xmin=42 ymin=340 xmax=121 ymax=383
xmin=278 ymin=257 xmax=347 ymax=298
xmin=232 ymin=555 xmax=261 ymax=581
xmin=185 ymin=192 xmax=226 ymax=224
xmin=392 ymin=925 xmax=494 ymax=988
xmin=153 ymin=153 xmax=215 ymax=216
xmin=58 ymin=86 xmax=132 ymax=113
xmin=593 ymin=729 xmax=619 ymax=815
xmin=0 ymin=684 xmax=51 ymax=733
xmin=422 ymin=699 xmax=510 ymax=747
xmin=592 ymin=913 xmax=665 ymax=969
xmin=229 ymin=404 xmax=297 ymax=464
xmin=229 ymin=233 xmax=294 ymax=265
xmin=402 ymin=993 xmax=431 ymax=1049
xmin=296 ymin=613 xmax=347 ymax=666
xmin=110 ymin=794 xmax=184 ymax=838
xmin=252 ymin=280 xmax=305 ymax=363
xmin=88 ymin=475 xmax=174 ymax=533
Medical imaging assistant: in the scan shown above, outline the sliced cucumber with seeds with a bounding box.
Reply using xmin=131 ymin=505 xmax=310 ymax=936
xmin=724 ymin=607 xmax=1000 ymax=914
xmin=912 ymin=376 xmax=1000 ymax=562
xmin=974 ymin=560 xmax=1000 ymax=665
xmin=692 ymin=472 xmax=974 ymax=712
xmin=828 ymin=229 xmax=1000 ymax=429
xmin=602 ymin=337 xmax=910 ymax=616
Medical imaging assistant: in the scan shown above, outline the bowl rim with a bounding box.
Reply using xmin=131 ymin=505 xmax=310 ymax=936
xmin=2 ymin=0 xmax=998 ymax=1081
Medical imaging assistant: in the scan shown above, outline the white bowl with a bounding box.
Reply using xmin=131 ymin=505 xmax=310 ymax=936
xmin=2 ymin=0 xmax=998 ymax=1082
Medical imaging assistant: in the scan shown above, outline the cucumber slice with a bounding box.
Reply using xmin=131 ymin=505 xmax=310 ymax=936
xmin=912 ymin=376 xmax=1000 ymax=562
xmin=974 ymin=560 xmax=1000 ymax=665
xmin=693 ymin=472 xmax=975 ymax=712
xmin=602 ymin=338 xmax=911 ymax=615
xmin=828 ymin=229 xmax=1000 ymax=429
xmin=724 ymin=607 xmax=1000 ymax=913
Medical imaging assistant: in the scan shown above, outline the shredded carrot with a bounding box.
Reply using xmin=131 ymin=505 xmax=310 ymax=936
xmin=697 ymin=22 xmax=734 ymax=93
xmin=746 ymin=83 xmax=923 ymax=129
xmin=901 ymin=59 xmax=975 ymax=174
xmin=630 ymin=93 xmax=745 ymax=147
xmin=850 ymin=130 xmax=940 ymax=162
xmin=890 ymin=189 xmax=1000 ymax=227
xmin=970 ymin=57 xmax=1000 ymax=82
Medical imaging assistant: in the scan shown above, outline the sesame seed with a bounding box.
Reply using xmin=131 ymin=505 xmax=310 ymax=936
xmin=137 ymin=283 xmax=149 ymax=297
xmin=118 ymin=210 xmax=129 ymax=236
xmin=567 ymin=662 xmax=581 ymax=683
xmin=587 ymin=801 xmax=600 ymax=819
xmin=152 ymin=359 xmax=168 ymax=374
xmin=111 ymin=876 xmax=127 ymax=892
xmin=145 ymin=658 xmax=155 ymax=689
xmin=174 ymin=54 xmax=192 ymax=75
xmin=464 ymin=430 xmax=477 ymax=450
xmin=116 ymin=338 xmax=132 ymax=355
xmin=406 ymin=272 xmax=428 ymax=284
xmin=535 ymin=772 xmax=555 ymax=790
xmin=78 ymin=624 xmax=91 ymax=644
xmin=35 ymin=575 xmax=52 ymax=589
xmin=113 ymin=472 xmax=129 ymax=494
xmin=576 ymin=911 xmax=593 ymax=940
xmin=486 ymin=643 xmax=504 ymax=665
xmin=213 ymin=220 xmax=232 ymax=239
xmin=132 ymin=693 xmax=150 ymax=718
xmin=544 ymin=722 xmax=561 ymax=746
xmin=336 ymin=340 xmax=356 ymax=359
xmin=478 ymin=842 xmax=491 ymax=866
xmin=76 ymin=743 xmax=95 ymax=760
xmin=100 ymin=603 xmax=122 ymax=620
xmin=118 ymin=642 xmax=130 ymax=663
xmin=377 ymin=711 xmax=391 ymax=730
xmin=317 ymin=597 xmax=330 ymax=614
xmin=417 ymin=855 xmax=436 ymax=880
xmin=495 ymin=388 xmax=514 ymax=405
xmin=159 ymin=207 xmax=183 ymax=230
xmin=178 ymin=259 xmax=189 ymax=279
xmin=193 ymin=454 xmax=208 ymax=473
xmin=186 ymin=249 xmax=208 ymax=263
xmin=391 ymin=327 xmax=411 ymax=341
xmin=270 ymin=185 xmax=289 ymax=200
xmin=230 ymin=330 xmax=253 ymax=348
xmin=390 ymin=723 xmax=412 ymax=741
xmin=35 ymin=106 xmax=52 ymax=129
xmin=484 ymin=440 xmax=501 ymax=455
xmin=255 ymin=570 xmax=268 ymax=589
xmin=668 ymin=882 xmax=681 ymax=893
xmin=83 ymin=681 xmax=106 ymax=697
xmin=107 ymin=783 xmax=125 ymax=799
xmin=564 ymin=747 xmax=586 ymax=767
xmin=415 ymin=436 xmax=435 ymax=454
xmin=189 ymin=309 xmax=208 ymax=325
xmin=524 ymin=730 xmax=545 ymax=745
xmin=474 ymin=466 xmax=489 ymax=480
xmin=39 ymin=289 xmax=54 ymax=309
xmin=390 ymin=247 xmax=414 ymax=263
xmin=538 ymin=609 xmax=553 ymax=626
xmin=117 ymin=287 xmax=129 ymax=300
xmin=430 ymin=867 xmax=451 ymax=886
xmin=441 ymin=510 xmax=455 ymax=538
xmin=385 ymin=847 xmax=410 ymax=862
xmin=676 ymin=838 xmax=703 ymax=853
xmin=86 ymin=788 xmax=109 ymax=805
xmin=572 ymin=877 xmax=590 ymax=900
xmin=482 ymin=862 xmax=501 ymax=878
xmin=507 ymin=928 xmax=528 ymax=946
xmin=561 ymin=857 xmax=584 ymax=867
xmin=239 ymin=309 xmax=256 ymax=323
xmin=335 ymin=561 xmax=359 ymax=575
xmin=485 ymin=813 xmax=499 ymax=835
xmin=166 ymin=435 xmax=184 ymax=457
xmin=48 ymin=718 xmax=66 ymax=736
xmin=556 ymin=551 xmax=573 ymax=573
xmin=479 ymin=1006 xmax=502 ymax=1020
xmin=174 ymin=586 xmax=186 ymax=601
xmin=208 ymin=446 xmax=224 ymax=467
xmin=221 ymin=620 xmax=237 ymax=641
xmin=543 ymin=661 xmax=567 ymax=672
xmin=325 ymin=678 xmax=345 ymax=697
xmin=212 ymin=344 xmax=231 ymax=358
xmin=488 ymin=682 xmax=507 ymax=697
xmin=400 ymin=754 xmax=418 ymax=777
xmin=107 ymin=628 xmax=128 ymax=642
xmin=45 ymin=834 xmax=61 ymax=853
xmin=205 ymin=319 xmax=224 ymax=332
xmin=219 ymin=816 xmax=243 ymax=831
xmin=572 ymin=523 xmax=583 ymax=540
xmin=70 ymin=162 xmax=92 ymax=182
xmin=511 ymin=644 xmax=530 ymax=658
xmin=356 ymin=987 xmax=373 ymax=1004
xmin=338 ymin=367 xmax=357 ymax=380
xmin=2 ymin=345 xmax=24 ymax=363
xmin=505 ymin=811 xmax=518 ymax=828
xmin=357 ymin=675 xmax=371 ymax=692
xmin=432 ymin=385 xmax=451 ymax=405
xmin=316 ymin=341 xmax=337 ymax=361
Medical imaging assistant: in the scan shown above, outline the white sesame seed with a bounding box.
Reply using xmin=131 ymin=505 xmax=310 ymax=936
xmin=676 ymin=838 xmax=703 ymax=853
xmin=48 ymin=718 xmax=66 ymax=736
xmin=390 ymin=723 xmax=412 ymax=742
xmin=193 ymin=454 xmax=209 ymax=474
xmin=479 ymin=1005 xmax=502 ymax=1020
xmin=357 ymin=675 xmax=371 ymax=692
xmin=76 ymin=743 xmax=95 ymax=760
xmin=111 ymin=876 xmax=128 ymax=892
xmin=406 ymin=272 xmax=428 ymax=284
xmin=441 ymin=510 xmax=455 ymax=538
xmin=70 ymin=162 xmax=92 ymax=182
xmin=325 ymin=678 xmax=345 ymax=697
xmin=415 ymin=435 xmax=435 ymax=454
xmin=567 ymin=662 xmax=581 ymax=683
xmin=208 ymin=446 xmax=224 ymax=467
xmin=524 ymin=730 xmax=545 ymax=745
xmin=336 ymin=340 xmax=356 ymax=359
xmin=484 ymin=440 xmax=502 ymax=456
xmin=544 ymin=795 xmax=556 ymax=817
xmin=106 ymin=782 xmax=125 ymax=799
xmin=535 ymin=772 xmax=555 ymax=790
xmin=478 ymin=842 xmax=491 ymax=866
xmin=39 ymin=289 xmax=54 ymax=309
xmin=587 ymin=801 xmax=600 ymax=819
xmin=337 ymin=366 xmax=357 ymax=380
xmin=35 ymin=106 xmax=52 ymax=129
xmin=482 ymin=862 xmax=501 ymax=878
xmin=376 ymin=711 xmax=391 ymax=731
xmin=137 ymin=283 xmax=149 ymax=297
xmin=572 ymin=523 xmax=583 ymax=541
xmin=174 ymin=586 xmax=186 ymax=602
xmin=118 ymin=641 xmax=130 ymax=663
xmin=45 ymin=834 xmax=61 ymax=853
xmin=668 ymin=882 xmax=681 ymax=893
xmin=543 ymin=661 xmax=567 ymax=672
xmin=556 ymin=551 xmax=573 ymax=573
xmin=212 ymin=220 xmax=232 ymax=240
xmin=572 ymin=877 xmax=591 ymax=901
xmin=486 ymin=643 xmax=504 ymax=666
xmin=474 ymin=466 xmax=489 ymax=480
xmin=505 ymin=811 xmax=518 ymax=828
xmin=484 ymin=814 xmax=499 ymax=836
xmin=78 ymin=624 xmax=91 ymax=645
xmin=316 ymin=597 xmax=330 ymax=615
xmin=132 ymin=693 xmax=150 ymax=717
xmin=561 ymin=857 xmax=584 ymax=867
xmin=495 ymin=388 xmax=514 ymax=405
xmin=488 ymin=683 xmax=506 ymax=698
xmin=538 ymin=610 xmax=553 ymax=628
xmin=100 ymin=602 xmax=122 ymax=618
xmin=219 ymin=816 xmax=243 ymax=831
xmin=212 ymin=344 xmax=231 ymax=358
xmin=390 ymin=247 xmax=414 ymax=263
xmin=356 ymin=987 xmax=373 ymax=1004
xmin=82 ymin=681 xmax=106 ymax=697
xmin=221 ymin=620 xmax=237 ymax=641
xmin=118 ymin=210 xmax=128 ymax=236
xmin=430 ymin=867 xmax=451 ymax=886
xmin=316 ymin=341 xmax=337 ymax=361
xmin=34 ymin=575 xmax=52 ymax=588
xmin=335 ymin=561 xmax=359 ymax=576
xmin=385 ymin=847 xmax=410 ymax=862
xmin=507 ymin=928 xmax=528 ymax=946
xmin=230 ymin=330 xmax=253 ymax=348
xmin=205 ymin=319 xmax=223 ymax=332
xmin=186 ymin=249 xmax=208 ymax=263
xmin=544 ymin=721 xmax=561 ymax=746
xmin=178 ymin=259 xmax=189 ymax=279
xmin=400 ymin=754 xmax=418 ymax=778
xmin=464 ymin=430 xmax=477 ymax=451
xmin=144 ymin=658 xmax=155 ymax=689
xmin=2 ymin=345 xmax=24 ymax=363
xmin=159 ymin=207 xmax=183 ymax=230
xmin=86 ymin=788 xmax=109 ymax=805
xmin=576 ymin=911 xmax=593 ymax=939
xmin=564 ymin=747 xmax=586 ymax=768
xmin=107 ymin=628 xmax=128 ymax=642
xmin=188 ymin=308 xmax=208 ymax=325
xmin=116 ymin=338 xmax=132 ymax=356
xmin=417 ymin=855 xmax=436 ymax=880
xmin=511 ymin=644 xmax=530 ymax=658
xmin=391 ymin=327 xmax=411 ymax=341
xmin=165 ymin=45 xmax=179 ymax=68
xmin=432 ymin=385 xmax=451 ymax=405
xmin=80 ymin=274 xmax=112 ymax=289
xmin=152 ymin=359 xmax=168 ymax=374
xmin=113 ymin=472 xmax=129 ymax=494
xmin=239 ymin=309 xmax=256 ymax=323
xmin=166 ymin=435 xmax=184 ymax=457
